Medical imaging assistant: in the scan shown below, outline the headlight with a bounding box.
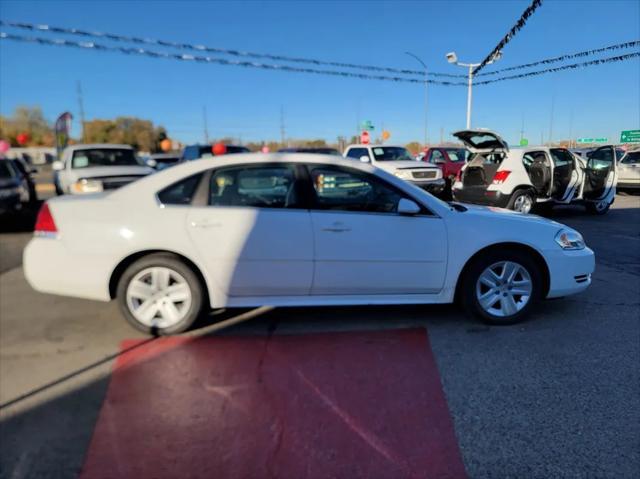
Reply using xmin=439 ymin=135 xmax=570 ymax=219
xmin=394 ymin=170 xmax=412 ymax=180
xmin=555 ymin=229 xmax=585 ymax=250
xmin=71 ymin=179 xmax=103 ymax=194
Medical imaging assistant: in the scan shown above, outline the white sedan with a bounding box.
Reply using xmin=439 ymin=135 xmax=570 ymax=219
xmin=24 ymin=154 xmax=595 ymax=334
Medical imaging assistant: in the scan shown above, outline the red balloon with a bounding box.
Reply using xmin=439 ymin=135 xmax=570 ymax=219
xmin=16 ymin=132 xmax=30 ymax=146
xmin=212 ymin=142 xmax=227 ymax=155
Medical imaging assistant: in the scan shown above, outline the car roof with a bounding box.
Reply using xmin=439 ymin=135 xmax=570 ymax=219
xmin=64 ymin=144 xmax=133 ymax=151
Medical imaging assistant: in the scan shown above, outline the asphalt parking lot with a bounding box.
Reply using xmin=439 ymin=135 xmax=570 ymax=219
xmin=0 ymin=193 xmax=638 ymax=478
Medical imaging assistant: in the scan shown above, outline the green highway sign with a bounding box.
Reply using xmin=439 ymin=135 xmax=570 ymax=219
xmin=620 ymin=129 xmax=640 ymax=143
xmin=361 ymin=120 xmax=375 ymax=131
xmin=519 ymin=138 xmax=528 ymax=146
xmin=577 ymin=137 xmax=608 ymax=144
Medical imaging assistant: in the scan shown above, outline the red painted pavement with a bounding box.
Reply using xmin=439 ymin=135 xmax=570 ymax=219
xmin=80 ymin=328 xmax=466 ymax=479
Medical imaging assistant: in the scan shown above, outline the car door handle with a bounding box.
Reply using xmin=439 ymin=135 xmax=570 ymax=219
xmin=190 ymin=220 xmax=221 ymax=228
xmin=322 ymin=222 xmax=351 ymax=233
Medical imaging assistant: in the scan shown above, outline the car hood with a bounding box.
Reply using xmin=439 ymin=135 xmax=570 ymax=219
xmin=375 ymin=161 xmax=437 ymax=172
xmin=457 ymin=202 xmax=564 ymax=227
xmin=71 ymin=165 xmax=154 ymax=179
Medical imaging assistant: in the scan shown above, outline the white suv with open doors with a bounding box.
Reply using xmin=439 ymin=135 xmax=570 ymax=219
xmin=452 ymin=130 xmax=617 ymax=215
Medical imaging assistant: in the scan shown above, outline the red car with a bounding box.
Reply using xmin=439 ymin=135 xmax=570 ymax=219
xmin=421 ymin=147 xmax=468 ymax=182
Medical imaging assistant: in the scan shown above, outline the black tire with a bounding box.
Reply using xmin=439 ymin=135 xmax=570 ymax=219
xmin=506 ymin=189 xmax=535 ymax=214
xmin=585 ymin=200 xmax=611 ymax=215
xmin=116 ymin=253 xmax=205 ymax=335
xmin=460 ymin=249 xmax=543 ymax=325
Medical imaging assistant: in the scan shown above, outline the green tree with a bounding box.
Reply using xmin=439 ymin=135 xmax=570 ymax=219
xmin=83 ymin=117 xmax=168 ymax=152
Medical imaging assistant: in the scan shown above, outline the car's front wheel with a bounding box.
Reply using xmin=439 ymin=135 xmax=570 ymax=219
xmin=116 ymin=253 xmax=205 ymax=335
xmin=461 ymin=249 xmax=543 ymax=325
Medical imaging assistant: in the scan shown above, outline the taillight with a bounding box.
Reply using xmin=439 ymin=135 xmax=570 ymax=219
xmin=492 ymin=170 xmax=511 ymax=184
xmin=34 ymin=202 xmax=58 ymax=235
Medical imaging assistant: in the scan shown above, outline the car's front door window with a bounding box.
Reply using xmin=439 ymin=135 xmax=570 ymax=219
xmin=308 ymin=165 xmax=409 ymax=214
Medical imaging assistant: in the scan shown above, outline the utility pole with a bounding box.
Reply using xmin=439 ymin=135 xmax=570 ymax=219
xmin=568 ymin=108 xmax=574 ymax=148
xmin=76 ymin=81 xmax=86 ymax=142
xmin=520 ymin=113 xmax=525 ymax=142
xmin=405 ymin=52 xmax=428 ymax=145
xmin=280 ymin=106 xmax=286 ymax=147
xmin=203 ymin=106 xmax=209 ymax=144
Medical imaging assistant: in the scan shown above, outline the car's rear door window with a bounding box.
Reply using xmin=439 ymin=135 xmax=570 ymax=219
xmin=209 ymin=164 xmax=300 ymax=209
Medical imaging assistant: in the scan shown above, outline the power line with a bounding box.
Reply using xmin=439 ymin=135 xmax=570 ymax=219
xmin=0 ymin=19 xmax=464 ymax=79
xmin=477 ymin=40 xmax=640 ymax=76
xmin=475 ymin=52 xmax=640 ymax=85
xmin=0 ymin=31 xmax=466 ymax=86
xmin=473 ymin=0 xmax=544 ymax=75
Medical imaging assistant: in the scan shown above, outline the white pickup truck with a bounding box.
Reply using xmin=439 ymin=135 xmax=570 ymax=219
xmin=53 ymin=144 xmax=154 ymax=195
xmin=343 ymin=144 xmax=445 ymax=196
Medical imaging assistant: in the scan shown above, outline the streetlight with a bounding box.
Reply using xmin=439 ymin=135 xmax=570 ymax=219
xmin=405 ymin=52 xmax=428 ymax=146
xmin=446 ymin=50 xmax=502 ymax=129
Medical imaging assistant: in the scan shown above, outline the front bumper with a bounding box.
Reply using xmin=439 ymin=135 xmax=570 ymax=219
xmin=413 ymin=178 xmax=446 ymax=194
xmin=544 ymin=246 xmax=595 ymax=298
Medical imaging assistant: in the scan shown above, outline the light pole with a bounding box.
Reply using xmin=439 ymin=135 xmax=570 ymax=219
xmin=446 ymin=51 xmax=502 ymax=129
xmin=405 ymin=52 xmax=428 ymax=146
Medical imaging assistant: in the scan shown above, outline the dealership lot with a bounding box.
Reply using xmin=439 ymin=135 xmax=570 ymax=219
xmin=0 ymin=194 xmax=639 ymax=478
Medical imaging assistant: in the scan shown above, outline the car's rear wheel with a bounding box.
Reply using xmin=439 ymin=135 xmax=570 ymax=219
xmin=507 ymin=189 xmax=535 ymax=214
xmin=586 ymin=199 xmax=611 ymax=215
xmin=116 ymin=253 xmax=205 ymax=335
xmin=461 ymin=249 xmax=542 ymax=325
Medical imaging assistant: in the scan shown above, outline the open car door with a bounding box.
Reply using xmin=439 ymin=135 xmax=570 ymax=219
xmin=583 ymin=146 xmax=617 ymax=201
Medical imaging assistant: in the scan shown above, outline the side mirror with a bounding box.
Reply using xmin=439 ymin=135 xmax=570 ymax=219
xmin=359 ymin=155 xmax=370 ymax=163
xmin=433 ymin=158 xmax=446 ymax=164
xmin=398 ymin=198 xmax=420 ymax=215
xmin=146 ymin=159 xmax=158 ymax=168
xmin=52 ymin=160 xmax=64 ymax=171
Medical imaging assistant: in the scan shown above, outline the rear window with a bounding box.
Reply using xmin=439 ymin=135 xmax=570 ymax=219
xmin=157 ymin=173 xmax=203 ymax=205
xmin=72 ymin=148 xmax=139 ymax=169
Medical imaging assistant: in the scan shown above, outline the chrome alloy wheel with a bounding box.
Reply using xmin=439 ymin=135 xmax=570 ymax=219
xmin=126 ymin=267 xmax=192 ymax=328
xmin=475 ymin=261 xmax=533 ymax=317
xmin=513 ymin=194 xmax=533 ymax=214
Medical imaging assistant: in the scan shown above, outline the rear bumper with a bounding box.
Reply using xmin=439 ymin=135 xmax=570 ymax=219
xmin=452 ymin=186 xmax=511 ymax=208
xmin=24 ymin=237 xmax=112 ymax=301
xmin=544 ymin=247 xmax=595 ymax=298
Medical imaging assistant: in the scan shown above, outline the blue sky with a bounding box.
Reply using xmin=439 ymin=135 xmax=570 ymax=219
xmin=1 ymin=0 xmax=639 ymax=146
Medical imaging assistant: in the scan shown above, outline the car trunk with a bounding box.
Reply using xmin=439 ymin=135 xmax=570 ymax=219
xmin=458 ymin=153 xmax=504 ymax=200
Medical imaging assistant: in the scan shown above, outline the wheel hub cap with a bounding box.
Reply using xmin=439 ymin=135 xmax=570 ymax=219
xmin=476 ymin=261 xmax=533 ymax=317
xmin=126 ymin=266 xmax=192 ymax=328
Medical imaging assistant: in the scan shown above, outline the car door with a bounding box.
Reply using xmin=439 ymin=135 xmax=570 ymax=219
xmin=305 ymin=164 xmax=448 ymax=295
xmin=549 ymin=148 xmax=581 ymax=201
xmin=185 ymin=163 xmax=314 ymax=297
xmin=583 ymin=146 xmax=617 ymax=200
xmin=618 ymin=151 xmax=640 ymax=185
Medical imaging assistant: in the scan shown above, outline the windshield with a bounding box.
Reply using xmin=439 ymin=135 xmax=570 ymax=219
xmin=0 ymin=161 xmax=16 ymax=179
xmin=371 ymin=147 xmax=415 ymax=162
xmin=72 ymin=148 xmax=140 ymax=169
xmin=444 ymin=149 xmax=467 ymax=162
